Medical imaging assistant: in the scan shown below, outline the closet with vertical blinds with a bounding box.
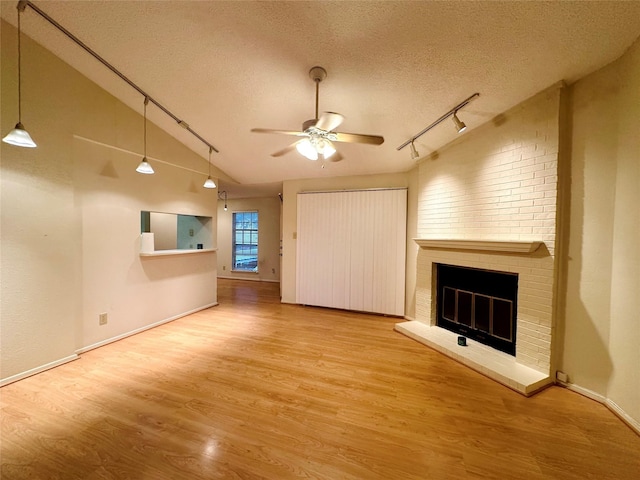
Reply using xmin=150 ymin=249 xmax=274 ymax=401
xmin=296 ymin=188 xmax=407 ymax=316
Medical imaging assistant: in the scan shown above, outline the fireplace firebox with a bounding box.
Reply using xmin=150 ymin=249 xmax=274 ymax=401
xmin=436 ymin=264 xmax=518 ymax=355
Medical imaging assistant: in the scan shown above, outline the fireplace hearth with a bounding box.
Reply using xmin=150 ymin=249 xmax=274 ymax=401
xmin=436 ymin=264 xmax=518 ymax=355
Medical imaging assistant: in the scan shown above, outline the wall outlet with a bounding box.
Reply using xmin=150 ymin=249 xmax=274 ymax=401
xmin=99 ymin=313 xmax=108 ymax=326
xmin=223 ymin=265 xmax=226 ymax=270
xmin=272 ymin=268 xmax=275 ymax=274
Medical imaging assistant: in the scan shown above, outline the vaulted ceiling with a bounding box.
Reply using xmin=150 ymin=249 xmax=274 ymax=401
xmin=3 ymin=1 xmax=640 ymax=197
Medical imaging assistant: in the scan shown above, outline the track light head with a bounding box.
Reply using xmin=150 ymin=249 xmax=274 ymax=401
xmin=452 ymin=112 xmax=467 ymax=133
xmin=410 ymin=141 xmax=420 ymax=160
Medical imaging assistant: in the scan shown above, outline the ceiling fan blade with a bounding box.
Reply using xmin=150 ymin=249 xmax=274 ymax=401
xmin=251 ymin=128 xmax=307 ymax=137
xmin=315 ymin=112 xmax=344 ymax=132
xmin=334 ymin=132 xmax=385 ymax=145
xmin=271 ymin=141 xmax=300 ymax=157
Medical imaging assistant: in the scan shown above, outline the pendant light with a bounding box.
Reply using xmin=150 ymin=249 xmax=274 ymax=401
xmin=3 ymin=5 xmax=37 ymax=148
xmin=218 ymin=191 xmax=228 ymax=211
xmin=203 ymin=147 xmax=216 ymax=188
xmin=136 ymin=96 xmax=154 ymax=174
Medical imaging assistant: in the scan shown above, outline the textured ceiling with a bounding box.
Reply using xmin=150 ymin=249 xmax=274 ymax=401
xmin=3 ymin=1 xmax=640 ymax=197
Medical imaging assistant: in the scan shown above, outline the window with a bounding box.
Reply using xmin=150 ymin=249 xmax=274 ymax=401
xmin=232 ymin=211 xmax=258 ymax=272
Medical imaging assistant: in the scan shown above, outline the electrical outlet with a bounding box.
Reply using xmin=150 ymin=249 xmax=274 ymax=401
xmin=99 ymin=313 xmax=108 ymax=326
xmin=272 ymin=268 xmax=275 ymax=274
xmin=223 ymin=265 xmax=226 ymax=270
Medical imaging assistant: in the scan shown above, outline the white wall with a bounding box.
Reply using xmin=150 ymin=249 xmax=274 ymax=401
xmin=1 ymin=20 xmax=222 ymax=383
xmin=562 ymin=36 xmax=640 ymax=424
xmin=217 ymin=197 xmax=281 ymax=283
xmin=414 ymin=85 xmax=562 ymax=374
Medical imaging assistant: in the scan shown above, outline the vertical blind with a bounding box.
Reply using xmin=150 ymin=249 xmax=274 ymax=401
xmin=296 ymin=188 xmax=407 ymax=316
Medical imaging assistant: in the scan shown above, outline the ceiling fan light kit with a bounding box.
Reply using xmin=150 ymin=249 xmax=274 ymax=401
xmin=251 ymin=66 xmax=384 ymax=162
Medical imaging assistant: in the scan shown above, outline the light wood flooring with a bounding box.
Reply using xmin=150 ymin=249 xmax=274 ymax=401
xmin=1 ymin=279 xmax=639 ymax=479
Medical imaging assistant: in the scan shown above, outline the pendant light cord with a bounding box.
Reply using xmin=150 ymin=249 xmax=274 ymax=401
xmin=17 ymin=8 xmax=22 ymax=123
xmin=143 ymin=96 xmax=148 ymax=158
xmin=19 ymin=0 xmax=219 ymax=154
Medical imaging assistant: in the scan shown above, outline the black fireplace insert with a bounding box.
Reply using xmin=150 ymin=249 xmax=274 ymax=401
xmin=436 ymin=264 xmax=518 ymax=355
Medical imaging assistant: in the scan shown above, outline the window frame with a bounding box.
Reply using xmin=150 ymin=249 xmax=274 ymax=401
xmin=231 ymin=210 xmax=259 ymax=273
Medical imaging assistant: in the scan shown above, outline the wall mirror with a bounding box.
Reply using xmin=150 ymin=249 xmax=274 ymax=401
xmin=141 ymin=211 xmax=213 ymax=251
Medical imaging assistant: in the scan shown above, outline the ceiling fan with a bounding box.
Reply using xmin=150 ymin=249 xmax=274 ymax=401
xmin=251 ymin=66 xmax=384 ymax=162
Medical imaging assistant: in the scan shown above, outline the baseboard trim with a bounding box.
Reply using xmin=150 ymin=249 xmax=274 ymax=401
xmin=75 ymin=302 xmax=218 ymax=355
xmin=0 ymin=354 xmax=79 ymax=387
xmin=557 ymin=381 xmax=640 ymax=436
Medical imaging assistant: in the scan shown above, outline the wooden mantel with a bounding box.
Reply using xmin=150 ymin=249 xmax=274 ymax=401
xmin=413 ymin=239 xmax=543 ymax=254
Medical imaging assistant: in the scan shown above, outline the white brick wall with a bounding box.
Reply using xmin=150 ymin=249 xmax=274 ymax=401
xmin=415 ymin=85 xmax=562 ymax=374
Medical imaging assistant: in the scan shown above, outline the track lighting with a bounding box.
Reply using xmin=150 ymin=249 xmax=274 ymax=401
xmin=218 ymin=191 xmax=228 ymax=211
xmin=3 ymin=4 xmax=36 ymax=148
xmin=136 ymin=97 xmax=154 ymax=174
xmin=452 ymin=112 xmax=467 ymax=133
xmin=203 ymin=147 xmax=216 ymax=188
xmin=410 ymin=141 xmax=419 ymax=160
xmin=397 ymin=93 xmax=479 ymax=157
xmin=15 ymin=0 xmax=219 ymax=169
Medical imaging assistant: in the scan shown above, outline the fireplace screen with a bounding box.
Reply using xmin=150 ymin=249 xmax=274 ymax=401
xmin=437 ymin=264 xmax=518 ymax=355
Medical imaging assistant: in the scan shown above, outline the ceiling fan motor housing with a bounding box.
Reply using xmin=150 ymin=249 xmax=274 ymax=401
xmin=302 ymin=119 xmax=318 ymax=131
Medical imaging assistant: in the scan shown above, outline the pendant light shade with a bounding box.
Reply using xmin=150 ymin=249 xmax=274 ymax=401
xmin=136 ymin=158 xmax=154 ymax=174
xmin=3 ymin=122 xmax=36 ymax=148
xmin=2 ymin=7 xmax=36 ymax=148
xmin=203 ymin=147 xmax=216 ymax=188
xmin=137 ymin=96 xmax=154 ymax=174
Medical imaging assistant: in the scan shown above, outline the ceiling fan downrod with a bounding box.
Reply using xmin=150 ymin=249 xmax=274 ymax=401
xmin=309 ymin=66 xmax=327 ymax=121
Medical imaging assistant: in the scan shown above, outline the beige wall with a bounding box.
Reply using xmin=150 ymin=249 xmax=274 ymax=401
xmin=217 ymin=197 xmax=281 ymax=283
xmin=1 ymin=21 xmax=221 ymax=383
xmin=562 ymin=37 xmax=640 ymax=424
xmin=281 ymin=173 xmax=413 ymax=308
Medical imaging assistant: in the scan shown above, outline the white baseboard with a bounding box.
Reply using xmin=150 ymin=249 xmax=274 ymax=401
xmin=0 ymin=354 xmax=79 ymax=387
xmin=75 ymin=302 xmax=218 ymax=354
xmin=606 ymin=398 xmax=640 ymax=435
xmin=404 ymin=315 xmax=416 ymax=322
xmin=217 ymin=275 xmax=280 ymax=283
xmin=557 ymin=381 xmax=640 ymax=436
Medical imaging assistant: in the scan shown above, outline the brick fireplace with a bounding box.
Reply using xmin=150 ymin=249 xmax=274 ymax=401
xmin=396 ymin=84 xmax=564 ymax=396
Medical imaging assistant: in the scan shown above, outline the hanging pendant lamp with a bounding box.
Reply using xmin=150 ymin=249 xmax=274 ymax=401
xmin=136 ymin=96 xmax=154 ymax=174
xmin=3 ymin=5 xmax=36 ymax=148
xmin=203 ymin=147 xmax=216 ymax=188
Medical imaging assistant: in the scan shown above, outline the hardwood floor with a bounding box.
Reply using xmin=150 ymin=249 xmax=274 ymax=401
xmin=1 ymin=278 xmax=639 ymax=479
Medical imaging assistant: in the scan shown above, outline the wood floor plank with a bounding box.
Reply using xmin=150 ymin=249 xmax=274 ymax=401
xmin=1 ymin=278 xmax=639 ymax=479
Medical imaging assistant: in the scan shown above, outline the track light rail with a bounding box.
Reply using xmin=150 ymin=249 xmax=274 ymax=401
xmin=396 ymin=93 xmax=479 ymax=151
xmin=19 ymin=0 xmax=219 ymax=153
